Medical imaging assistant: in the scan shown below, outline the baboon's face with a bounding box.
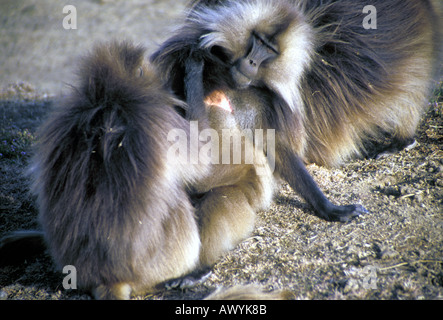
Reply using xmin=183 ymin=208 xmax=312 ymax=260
xmin=193 ymin=0 xmax=314 ymax=110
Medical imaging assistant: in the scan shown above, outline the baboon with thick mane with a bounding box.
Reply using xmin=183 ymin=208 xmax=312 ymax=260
xmin=152 ymin=0 xmax=441 ymax=221
xmin=0 ymin=41 xmax=278 ymax=299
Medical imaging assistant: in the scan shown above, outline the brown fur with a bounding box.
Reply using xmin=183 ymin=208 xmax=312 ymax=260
xmin=299 ymin=0 xmax=442 ymax=166
xmin=159 ymin=0 xmax=442 ymax=167
xmin=152 ymin=0 xmax=376 ymax=224
xmin=30 ymin=41 xmax=205 ymax=298
xmin=20 ymin=41 xmax=276 ymax=299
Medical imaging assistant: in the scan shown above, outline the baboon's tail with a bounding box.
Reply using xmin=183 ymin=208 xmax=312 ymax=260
xmin=0 ymin=231 xmax=46 ymax=266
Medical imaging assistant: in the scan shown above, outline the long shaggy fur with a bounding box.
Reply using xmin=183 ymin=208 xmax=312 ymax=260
xmin=30 ymin=41 xmax=208 ymax=299
xmin=155 ymin=0 xmax=442 ymax=167
xmin=300 ymin=0 xmax=442 ymax=165
xmin=13 ymin=40 xmax=277 ymax=299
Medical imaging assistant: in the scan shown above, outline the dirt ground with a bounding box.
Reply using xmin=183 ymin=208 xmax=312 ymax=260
xmin=0 ymin=0 xmax=442 ymax=300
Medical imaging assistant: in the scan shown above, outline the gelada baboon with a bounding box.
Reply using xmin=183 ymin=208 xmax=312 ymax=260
xmin=0 ymin=41 xmax=280 ymax=299
xmin=153 ymin=0 xmax=441 ymax=166
xmin=151 ymin=0 xmax=441 ymax=221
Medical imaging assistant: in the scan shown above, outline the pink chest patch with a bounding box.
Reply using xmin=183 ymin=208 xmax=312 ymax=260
xmin=204 ymin=90 xmax=233 ymax=113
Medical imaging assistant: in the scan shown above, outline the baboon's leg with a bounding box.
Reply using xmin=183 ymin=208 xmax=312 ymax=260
xmin=93 ymin=283 xmax=132 ymax=300
xmin=197 ymin=185 xmax=256 ymax=266
xmin=159 ymin=184 xmax=257 ymax=291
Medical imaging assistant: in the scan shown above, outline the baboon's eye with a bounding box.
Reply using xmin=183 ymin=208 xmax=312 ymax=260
xmin=253 ymin=32 xmax=279 ymax=55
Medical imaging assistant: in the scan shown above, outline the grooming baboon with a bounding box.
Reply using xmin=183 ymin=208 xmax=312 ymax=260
xmin=0 ymin=41 xmax=279 ymax=299
xmin=155 ymin=0 xmax=442 ymax=165
xmin=151 ymin=0 xmax=441 ymax=221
